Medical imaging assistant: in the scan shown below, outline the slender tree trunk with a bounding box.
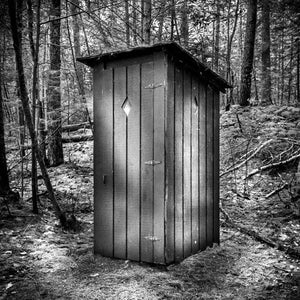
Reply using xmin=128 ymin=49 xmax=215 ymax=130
xmin=170 ymin=0 xmax=175 ymax=41
xmin=280 ymin=28 xmax=284 ymax=105
xmin=27 ymin=0 xmax=40 ymax=214
xmin=214 ymin=0 xmax=220 ymax=71
xmin=47 ymin=0 xmax=63 ymax=166
xmin=132 ymin=0 xmax=138 ymax=44
xmin=297 ymin=39 xmax=300 ymax=103
xmin=79 ymin=14 xmax=90 ymax=55
xmin=142 ymin=0 xmax=151 ymax=44
xmin=226 ymin=0 xmax=240 ymax=107
xmin=239 ymin=0 xmax=257 ymax=106
xmin=157 ymin=0 xmax=166 ymax=42
xmin=261 ymin=0 xmax=272 ymax=105
xmin=288 ymin=36 xmax=293 ymax=105
xmin=0 ymin=72 xmax=10 ymax=195
xmin=180 ymin=0 xmax=189 ymax=47
xmin=125 ymin=0 xmax=130 ymax=47
xmin=70 ymin=0 xmax=89 ymax=122
xmin=9 ymin=0 xmax=68 ymax=227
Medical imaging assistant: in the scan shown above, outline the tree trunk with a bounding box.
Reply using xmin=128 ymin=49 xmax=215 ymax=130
xmin=239 ymin=0 xmax=257 ymax=106
xmin=8 ymin=0 xmax=67 ymax=227
xmin=47 ymin=0 xmax=63 ymax=166
xmin=297 ymin=39 xmax=300 ymax=103
xmin=157 ymin=0 xmax=166 ymax=42
xmin=170 ymin=0 xmax=175 ymax=41
xmin=27 ymin=0 xmax=40 ymax=214
xmin=226 ymin=0 xmax=240 ymax=107
xmin=180 ymin=0 xmax=189 ymax=47
xmin=214 ymin=0 xmax=220 ymax=72
xmin=0 ymin=72 xmax=10 ymax=195
xmin=132 ymin=0 xmax=138 ymax=44
xmin=70 ymin=0 xmax=89 ymax=122
xmin=125 ymin=0 xmax=130 ymax=47
xmin=142 ymin=0 xmax=151 ymax=44
xmin=261 ymin=0 xmax=272 ymax=105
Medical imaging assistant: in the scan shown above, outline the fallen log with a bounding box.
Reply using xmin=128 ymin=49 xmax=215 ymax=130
xmin=62 ymin=122 xmax=93 ymax=132
xmin=62 ymin=134 xmax=93 ymax=143
xmin=7 ymin=134 xmax=94 ymax=152
xmin=245 ymin=152 xmax=300 ymax=179
xmin=220 ymin=139 xmax=273 ymax=178
xmin=220 ymin=205 xmax=300 ymax=260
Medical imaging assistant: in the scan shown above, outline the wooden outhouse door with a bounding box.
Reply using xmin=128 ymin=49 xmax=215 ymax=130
xmin=94 ymin=53 xmax=166 ymax=264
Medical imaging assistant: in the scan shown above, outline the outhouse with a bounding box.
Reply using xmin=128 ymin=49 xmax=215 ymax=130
xmin=78 ymin=42 xmax=230 ymax=264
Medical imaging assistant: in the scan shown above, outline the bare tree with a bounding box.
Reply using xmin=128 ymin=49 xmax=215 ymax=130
xmin=47 ymin=0 xmax=64 ymax=166
xmin=142 ymin=0 xmax=151 ymax=44
xmin=0 ymin=71 xmax=10 ymax=196
xmin=239 ymin=0 xmax=257 ymax=106
xmin=261 ymin=0 xmax=272 ymax=105
xmin=26 ymin=0 xmax=40 ymax=213
xmin=180 ymin=0 xmax=189 ymax=47
xmin=8 ymin=0 xmax=69 ymax=228
xmin=213 ymin=0 xmax=220 ymax=71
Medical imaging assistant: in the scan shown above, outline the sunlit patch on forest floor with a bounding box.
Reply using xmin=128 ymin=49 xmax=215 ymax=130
xmin=1 ymin=105 xmax=300 ymax=299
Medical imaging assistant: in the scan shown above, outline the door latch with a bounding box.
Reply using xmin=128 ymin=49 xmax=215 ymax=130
xmin=144 ymin=160 xmax=161 ymax=166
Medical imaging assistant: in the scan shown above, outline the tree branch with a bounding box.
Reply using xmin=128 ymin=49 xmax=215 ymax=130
xmin=220 ymin=139 xmax=273 ymax=177
xmin=245 ymin=152 xmax=300 ymax=179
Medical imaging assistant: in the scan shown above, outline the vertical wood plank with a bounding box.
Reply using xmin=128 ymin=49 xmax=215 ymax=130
xmin=183 ymin=70 xmax=192 ymax=258
xmin=213 ymin=91 xmax=220 ymax=244
xmin=153 ymin=52 xmax=165 ymax=264
xmin=191 ymin=76 xmax=199 ymax=254
xmin=206 ymin=86 xmax=214 ymax=247
xmin=94 ymin=66 xmax=113 ymax=256
xmin=199 ymin=83 xmax=207 ymax=250
xmin=174 ymin=66 xmax=183 ymax=261
xmin=166 ymin=59 xmax=175 ymax=264
xmin=113 ymin=66 xmax=127 ymax=259
xmin=141 ymin=61 xmax=154 ymax=263
xmin=127 ymin=64 xmax=141 ymax=261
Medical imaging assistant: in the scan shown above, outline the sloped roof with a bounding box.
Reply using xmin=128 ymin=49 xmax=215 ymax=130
xmin=77 ymin=42 xmax=231 ymax=93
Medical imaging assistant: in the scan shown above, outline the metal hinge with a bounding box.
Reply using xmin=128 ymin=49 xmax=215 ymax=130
xmin=144 ymin=81 xmax=165 ymax=89
xmin=144 ymin=160 xmax=162 ymax=166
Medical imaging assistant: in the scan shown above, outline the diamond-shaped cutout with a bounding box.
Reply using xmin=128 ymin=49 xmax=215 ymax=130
xmin=194 ymin=96 xmax=199 ymax=107
xmin=193 ymin=96 xmax=199 ymax=115
xmin=121 ymin=97 xmax=131 ymax=116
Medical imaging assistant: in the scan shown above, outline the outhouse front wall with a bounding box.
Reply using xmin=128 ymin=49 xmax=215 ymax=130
xmin=94 ymin=51 xmax=168 ymax=264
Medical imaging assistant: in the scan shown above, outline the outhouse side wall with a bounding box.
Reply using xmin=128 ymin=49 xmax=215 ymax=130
xmin=93 ymin=51 xmax=167 ymax=264
xmin=165 ymin=57 xmax=220 ymax=264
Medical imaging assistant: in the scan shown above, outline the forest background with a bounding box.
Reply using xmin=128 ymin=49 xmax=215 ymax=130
xmin=0 ymin=0 xmax=300 ymax=299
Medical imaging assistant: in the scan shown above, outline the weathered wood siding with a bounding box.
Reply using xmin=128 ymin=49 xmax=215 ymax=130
xmin=94 ymin=53 xmax=166 ymax=264
xmin=94 ymin=50 xmax=220 ymax=264
xmin=165 ymin=58 xmax=220 ymax=263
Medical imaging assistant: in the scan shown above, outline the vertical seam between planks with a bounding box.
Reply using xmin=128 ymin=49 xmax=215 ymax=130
xmin=112 ymin=68 xmax=115 ymax=257
xmin=182 ymin=67 xmax=185 ymax=258
xmin=205 ymin=85 xmax=208 ymax=246
xmin=198 ymin=81 xmax=201 ymax=249
xmin=152 ymin=58 xmax=155 ymax=263
xmin=212 ymin=91 xmax=215 ymax=244
xmin=173 ymin=64 xmax=176 ymax=262
xmin=163 ymin=54 xmax=167 ymax=264
xmin=173 ymin=65 xmax=177 ymax=261
xmin=190 ymin=73 xmax=193 ymax=253
xmin=139 ymin=63 xmax=142 ymax=262
xmin=125 ymin=66 xmax=128 ymax=259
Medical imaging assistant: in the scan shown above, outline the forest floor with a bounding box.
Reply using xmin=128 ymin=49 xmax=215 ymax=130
xmin=1 ymin=104 xmax=300 ymax=299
